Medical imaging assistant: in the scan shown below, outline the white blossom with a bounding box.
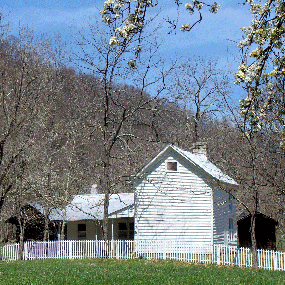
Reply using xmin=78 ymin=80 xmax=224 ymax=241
xmin=127 ymin=59 xmax=137 ymax=68
xmin=180 ymin=23 xmax=191 ymax=32
xmin=109 ymin=36 xmax=119 ymax=47
xmin=209 ymin=2 xmax=220 ymax=13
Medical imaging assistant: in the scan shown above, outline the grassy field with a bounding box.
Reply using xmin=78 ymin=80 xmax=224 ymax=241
xmin=0 ymin=258 xmax=284 ymax=285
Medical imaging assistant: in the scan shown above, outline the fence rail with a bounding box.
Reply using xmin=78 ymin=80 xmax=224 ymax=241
xmin=1 ymin=240 xmax=285 ymax=271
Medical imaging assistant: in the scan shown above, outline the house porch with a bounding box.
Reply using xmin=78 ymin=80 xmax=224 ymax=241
xmin=66 ymin=217 xmax=134 ymax=241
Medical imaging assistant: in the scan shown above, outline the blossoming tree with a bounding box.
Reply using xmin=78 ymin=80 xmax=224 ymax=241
xmin=236 ymin=0 xmax=285 ymax=144
xmin=101 ymin=0 xmax=220 ymax=66
xmin=234 ymin=0 xmax=285 ymax=268
xmin=99 ymin=0 xmax=285 ymax=266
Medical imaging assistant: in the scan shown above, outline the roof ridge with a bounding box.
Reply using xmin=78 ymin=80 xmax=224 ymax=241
xmin=135 ymin=144 xmax=237 ymax=186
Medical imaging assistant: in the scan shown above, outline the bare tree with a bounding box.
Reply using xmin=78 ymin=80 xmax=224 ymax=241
xmin=0 ymin=28 xmax=57 ymax=215
xmin=72 ymin=14 xmax=174 ymax=240
xmin=209 ymin=94 xmax=285 ymax=267
xmin=170 ymin=57 xmax=230 ymax=143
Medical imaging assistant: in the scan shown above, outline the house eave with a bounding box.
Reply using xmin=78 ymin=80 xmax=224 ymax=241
xmin=133 ymin=144 xmax=238 ymax=187
xmin=133 ymin=144 xmax=171 ymax=180
xmin=108 ymin=203 xmax=135 ymax=218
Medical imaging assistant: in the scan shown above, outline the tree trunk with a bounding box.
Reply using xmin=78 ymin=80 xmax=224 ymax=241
xmin=102 ymin=163 xmax=110 ymax=241
xmin=251 ymin=213 xmax=258 ymax=269
xmin=194 ymin=101 xmax=200 ymax=143
xmin=194 ymin=119 xmax=198 ymax=143
xmin=18 ymin=222 xmax=25 ymax=260
xmin=103 ymin=191 xmax=110 ymax=241
xmin=60 ymin=208 xmax=66 ymax=240
xmin=102 ymin=153 xmax=111 ymax=241
xmin=250 ymin=140 xmax=259 ymax=269
xmin=43 ymin=207 xmax=50 ymax=241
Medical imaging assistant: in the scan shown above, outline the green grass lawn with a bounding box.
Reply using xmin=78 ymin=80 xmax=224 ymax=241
xmin=0 ymin=258 xmax=284 ymax=285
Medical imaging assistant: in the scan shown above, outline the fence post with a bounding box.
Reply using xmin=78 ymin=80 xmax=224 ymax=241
xmin=111 ymin=240 xmax=114 ymax=259
xmin=69 ymin=241 xmax=73 ymax=259
xmin=216 ymin=245 xmax=221 ymax=265
xmin=23 ymin=242 xmax=28 ymax=261
xmin=116 ymin=240 xmax=119 ymax=259
xmin=163 ymin=241 xmax=166 ymax=260
xmin=273 ymin=251 xmax=278 ymax=271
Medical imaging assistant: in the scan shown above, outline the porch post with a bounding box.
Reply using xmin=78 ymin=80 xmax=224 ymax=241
xmin=111 ymin=219 xmax=114 ymax=240
xmin=111 ymin=219 xmax=114 ymax=257
xmin=95 ymin=221 xmax=98 ymax=240
xmin=57 ymin=223 xmax=61 ymax=241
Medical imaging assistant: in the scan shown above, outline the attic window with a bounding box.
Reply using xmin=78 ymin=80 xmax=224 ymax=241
xmin=167 ymin=161 xmax=177 ymax=171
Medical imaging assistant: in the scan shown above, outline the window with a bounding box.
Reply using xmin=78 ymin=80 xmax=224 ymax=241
xmin=118 ymin=223 xmax=128 ymax=239
xmin=167 ymin=161 xmax=177 ymax=171
xmin=64 ymin=224 xmax=67 ymax=240
xmin=229 ymin=218 xmax=234 ymax=230
xmin=129 ymin=222 xmax=134 ymax=240
xmin=78 ymin=223 xmax=86 ymax=240
xmin=118 ymin=222 xmax=134 ymax=240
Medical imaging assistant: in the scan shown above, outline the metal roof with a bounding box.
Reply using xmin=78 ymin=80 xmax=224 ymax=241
xmin=35 ymin=193 xmax=134 ymax=221
xmin=31 ymin=203 xmax=63 ymax=221
xmin=173 ymin=146 xmax=238 ymax=185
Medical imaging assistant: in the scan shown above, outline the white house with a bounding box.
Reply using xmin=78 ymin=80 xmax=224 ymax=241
xmin=133 ymin=144 xmax=238 ymax=247
xmin=46 ymin=144 xmax=238 ymax=247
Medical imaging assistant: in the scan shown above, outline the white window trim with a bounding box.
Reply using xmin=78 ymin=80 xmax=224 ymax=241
xmin=166 ymin=161 xmax=178 ymax=172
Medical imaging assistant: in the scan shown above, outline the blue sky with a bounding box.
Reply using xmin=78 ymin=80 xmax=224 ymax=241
xmin=1 ymin=0 xmax=253 ymax=101
xmin=2 ymin=1 xmax=252 ymax=57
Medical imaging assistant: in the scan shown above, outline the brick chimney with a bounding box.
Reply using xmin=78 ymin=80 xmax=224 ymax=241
xmin=191 ymin=141 xmax=207 ymax=156
xmin=90 ymin=184 xmax=98 ymax=194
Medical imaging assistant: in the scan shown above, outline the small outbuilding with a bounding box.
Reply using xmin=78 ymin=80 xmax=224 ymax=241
xmin=6 ymin=204 xmax=57 ymax=242
xmin=237 ymin=212 xmax=278 ymax=250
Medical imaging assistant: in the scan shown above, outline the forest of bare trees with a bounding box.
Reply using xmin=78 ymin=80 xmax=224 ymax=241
xmin=0 ymin=20 xmax=284 ymax=256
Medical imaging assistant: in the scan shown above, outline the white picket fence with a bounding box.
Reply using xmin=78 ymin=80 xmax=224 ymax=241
xmin=1 ymin=240 xmax=285 ymax=271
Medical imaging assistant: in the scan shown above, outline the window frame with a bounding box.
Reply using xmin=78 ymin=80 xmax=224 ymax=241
xmin=229 ymin=218 xmax=234 ymax=230
xmin=118 ymin=221 xmax=134 ymax=240
xmin=166 ymin=161 xmax=178 ymax=172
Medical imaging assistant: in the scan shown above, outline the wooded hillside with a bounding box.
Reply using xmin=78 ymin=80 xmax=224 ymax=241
xmin=0 ymin=28 xmax=284 ymax=247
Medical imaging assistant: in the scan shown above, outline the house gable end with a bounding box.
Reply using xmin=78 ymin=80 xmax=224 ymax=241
xmin=134 ymin=145 xmax=237 ymax=188
xmin=135 ymin=148 xmax=213 ymax=243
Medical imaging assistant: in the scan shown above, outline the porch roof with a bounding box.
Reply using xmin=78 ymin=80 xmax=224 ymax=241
xmin=46 ymin=193 xmax=134 ymax=221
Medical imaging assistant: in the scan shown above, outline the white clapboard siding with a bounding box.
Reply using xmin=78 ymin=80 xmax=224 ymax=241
xmin=135 ymin=150 xmax=213 ymax=244
xmin=213 ymin=187 xmax=237 ymax=246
